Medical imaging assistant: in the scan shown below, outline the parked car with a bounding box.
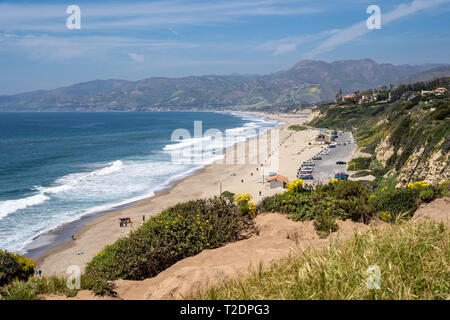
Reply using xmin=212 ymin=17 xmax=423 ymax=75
xmin=336 ymin=161 xmax=347 ymax=165
xmin=301 ymin=166 xmax=313 ymax=171
xmin=329 ymin=144 xmax=337 ymax=148
xmin=312 ymin=156 xmax=322 ymax=160
xmin=335 ymin=172 xmax=349 ymax=180
xmin=298 ymin=174 xmax=314 ymax=180
xmin=302 ymin=161 xmax=315 ymax=166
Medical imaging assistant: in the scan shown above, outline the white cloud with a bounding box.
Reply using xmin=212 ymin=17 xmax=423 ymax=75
xmin=260 ymin=29 xmax=339 ymax=56
xmin=0 ymin=0 xmax=321 ymax=33
xmin=0 ymin=33 xmax=204 ymax=60
xmin=169 ymin=28 xmax=180 ymax=36
xmin=273 ymin=44 xmax=296 ymax=56
xmin=128 ymin=53 xmax=145 ymax=62
xmin=306 ymin=0 xmax=450 ymax=57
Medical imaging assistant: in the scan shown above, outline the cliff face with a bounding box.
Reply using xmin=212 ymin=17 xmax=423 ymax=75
xmin=396 ymin=141 xmax=449 ymax=187
xmin=375 ymin=136 xmax=450 ymax=187
xmin=375 ymin=136 xmax=395 ymax=166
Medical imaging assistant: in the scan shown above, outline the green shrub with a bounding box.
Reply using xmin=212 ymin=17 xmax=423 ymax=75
xmin=333 ymin=180 xmax=369 ymax=200
xmin=316 ymin=180 xmax=369 ymax=200
xmin=295 ymin=197 xmax=348 ymax=222
xmin=221 ymin=191 xmax=235 ymax=201
xmin=372 ymin=188 xmax=419 ymax=218
xmin=0 ymin=251 xmax=20 ymax=287
xmin=259 ymin=192 xmax=348 ymax=221
xmin=288 ymin=124 xmax=307 ymax=131
xmin=259 ymin=192 xmax=312 ymax=215
xmin=347 ymin=157 xmax=372 ymax=171
xmin=437 ymin=181 xmax=450 ymax=197
xmin=0 ymin=250 xmax=35 ymax=287
xmin=419 ymin=189 xmax=435 ymax=202
xmin=337 ymin=198 xmax=375 ymax=223
xmin=85 ymin=197 xmax=254 ymax=285
xmin=313 ymin=215 xmax=339 ymax=238
xmin=316 ymin=181 xmax=374 ymax=222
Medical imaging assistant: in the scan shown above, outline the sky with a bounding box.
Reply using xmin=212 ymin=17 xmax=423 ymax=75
xmin=0 ymin=0 xmax=449 ymax=94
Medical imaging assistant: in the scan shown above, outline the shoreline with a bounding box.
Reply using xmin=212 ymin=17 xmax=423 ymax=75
xmin=23 ymin=111 xmax=277 ymax=259
xmin=33 ymin=111 xmax=322 ymax=276
xmin=28 ymin=112 xmax=278 ymax=257
xmin=32 ymin=167 xmax=206 ymax=264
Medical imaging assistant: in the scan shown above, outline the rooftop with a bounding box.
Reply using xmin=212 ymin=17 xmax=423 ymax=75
xmin=267 ymin=174 xmax=288 ymax=182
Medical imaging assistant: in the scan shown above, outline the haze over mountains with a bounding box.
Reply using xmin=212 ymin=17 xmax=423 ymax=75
xmin=1 ymin=59 xmax=448 ymax=112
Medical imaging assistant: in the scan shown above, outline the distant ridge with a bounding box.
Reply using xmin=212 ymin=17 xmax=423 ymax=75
xmin=0 ymin=59 xmax=448 ymax=111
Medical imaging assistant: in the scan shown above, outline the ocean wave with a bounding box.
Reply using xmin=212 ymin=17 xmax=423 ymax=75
xmin=44 ymin=160 xmax=124 ymax=195
xmin=0 ymin=160 xmax=125 ymax=219
xmin=163 ymin=136 xmax=213 ymax=151
xmin=0 ymin=194 xmax=50 ymax=219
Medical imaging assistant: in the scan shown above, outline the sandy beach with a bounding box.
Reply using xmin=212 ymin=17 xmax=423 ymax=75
xmin=35 ymin=112 xmax=326 ymax=276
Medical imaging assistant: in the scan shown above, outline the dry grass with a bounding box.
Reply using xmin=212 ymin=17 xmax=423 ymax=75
xmin=194 ymin=221 xmax=449 ymax=300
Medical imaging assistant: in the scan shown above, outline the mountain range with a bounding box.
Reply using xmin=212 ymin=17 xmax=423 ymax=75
xmin=1 ymin=59 xmax=448 ymax=112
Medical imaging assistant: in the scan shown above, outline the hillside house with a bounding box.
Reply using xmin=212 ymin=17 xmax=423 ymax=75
xmin=421 ymin=90 xmax=434 ymax=96
xmin=434 ymin=87 xmax=447 ymax=94
xmin=342 ymin=93 xmax=356 ymax=101
xmin=358 ymin=95 xmax=369 ymax=104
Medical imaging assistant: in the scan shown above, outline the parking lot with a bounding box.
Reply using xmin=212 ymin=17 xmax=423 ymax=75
xmin=302 ymin=132 xmax=356 ymax=184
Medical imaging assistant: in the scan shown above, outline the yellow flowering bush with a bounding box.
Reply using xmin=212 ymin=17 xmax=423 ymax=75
xmin=248 ymin=201 xmax=257 ymax=216
xmin=285 ymin=179 xmax=305 ymax=193
xmin=234 ymin=193 xmax=253 ymax=203
xmin=12 ymin=253 xmax=36 ymax=274
xmin=377 ymin=211 xmax=392 ymax=223
xmin=407 ymin=181 xmax=431 ymax=190
xmin=0 ymin=250 xmax=36 ymax=286
xmin=234 ymin=193 xmax=257 ymax=216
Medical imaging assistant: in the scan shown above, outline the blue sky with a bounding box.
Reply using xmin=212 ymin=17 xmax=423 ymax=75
xmin=0 ymin=0 xmax=449 ymax=94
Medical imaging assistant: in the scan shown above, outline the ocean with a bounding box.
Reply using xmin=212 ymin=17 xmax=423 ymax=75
xmin=0 ymin=111 xmax=279 ymax=254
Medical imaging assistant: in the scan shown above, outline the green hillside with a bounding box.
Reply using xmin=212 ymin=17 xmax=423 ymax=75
xmin=309 ymin=77 xmax=449 ymax=186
